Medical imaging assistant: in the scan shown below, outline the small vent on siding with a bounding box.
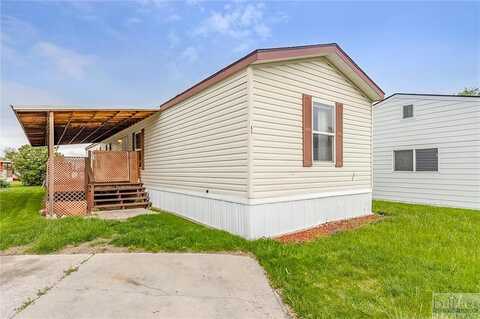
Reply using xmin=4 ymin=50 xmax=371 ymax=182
xmin=403 ymin=104 xmax=413 ymax=118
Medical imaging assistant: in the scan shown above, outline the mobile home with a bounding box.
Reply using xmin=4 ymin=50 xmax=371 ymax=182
xmin=14 ymin=43 xmax=385 ymax=238
xmin=89 ymin=43 xmax=384 ymax=238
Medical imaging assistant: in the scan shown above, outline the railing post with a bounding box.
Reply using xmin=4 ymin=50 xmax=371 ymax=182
xmin=127 ymin=151 xmax=131 ymax=182
xmin=85 ymin=157 xmax=90 ymax=214
xmin=88 ymin=150 xmax=94 ymax=183
xmin=48 ymin=111 xmax=55 ymax=216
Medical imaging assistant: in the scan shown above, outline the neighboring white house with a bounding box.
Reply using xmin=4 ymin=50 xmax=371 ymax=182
xmin=373 ymin=93 xmax=480 ymax=210
xmin=87 ymin=43 xmax=385 ymax=238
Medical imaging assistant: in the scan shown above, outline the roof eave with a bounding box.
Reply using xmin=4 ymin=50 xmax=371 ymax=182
xmin=11 ymin=105 xmax=159 ymax=112
xmin=374 ymin=92 xmax=480 ymax=106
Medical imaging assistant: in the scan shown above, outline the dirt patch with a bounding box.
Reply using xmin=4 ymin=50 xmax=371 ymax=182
xmin=0 ymin=245 xmax=31 ymax=256
xmin=275 ymin=214 xmax=383 ymax=243
xmin=58 ymin=239 xmax=145 ymax=254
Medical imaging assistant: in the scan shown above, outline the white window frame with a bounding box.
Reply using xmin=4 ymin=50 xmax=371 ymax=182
xmin=312 ymin=98 xmax=335 ymax=163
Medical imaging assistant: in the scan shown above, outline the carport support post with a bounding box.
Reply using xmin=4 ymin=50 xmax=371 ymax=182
xmin=48 ymin=111 xmax=54 ymax=216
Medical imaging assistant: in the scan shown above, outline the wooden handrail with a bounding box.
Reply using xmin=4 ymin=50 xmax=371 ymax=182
xmin=85 ymin=156 xmax=94 ymax=184
xmin=85 ymin=155 xmax=94 ymax=214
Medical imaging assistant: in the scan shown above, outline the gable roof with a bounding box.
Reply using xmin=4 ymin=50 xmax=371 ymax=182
xmin=160 ymin=43 xmax=384 ymax=111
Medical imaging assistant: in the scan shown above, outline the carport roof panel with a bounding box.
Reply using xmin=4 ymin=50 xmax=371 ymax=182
xmin=12 ymin=105 xmax=158 ymax=146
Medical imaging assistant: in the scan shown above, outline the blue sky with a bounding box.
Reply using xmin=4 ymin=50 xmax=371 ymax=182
xmin=1 ymin=0 xmax=479 ymax=151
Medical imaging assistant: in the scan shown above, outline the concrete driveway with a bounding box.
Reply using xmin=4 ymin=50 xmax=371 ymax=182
xmin=1 ymin=253 xmax=289 ymax=319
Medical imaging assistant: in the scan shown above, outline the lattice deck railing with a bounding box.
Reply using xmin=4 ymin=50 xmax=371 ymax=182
xmin=45 ymin=151 xmax=140 ymax=217
xmin=47 ymin=156 xmax=87 ymax=217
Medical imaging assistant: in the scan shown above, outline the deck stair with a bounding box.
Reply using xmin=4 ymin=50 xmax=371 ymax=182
xmin=92 ymin=182 xmax=151 ymax=211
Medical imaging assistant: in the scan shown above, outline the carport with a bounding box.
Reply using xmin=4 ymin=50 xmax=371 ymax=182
xmin=11 ymin=105 xmax=157 ymax=216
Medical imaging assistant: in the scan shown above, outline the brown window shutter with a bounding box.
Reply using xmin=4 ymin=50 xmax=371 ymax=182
xmin=140 ymin=129 xmax=145 ymax=169
xmin=302 ymin=94 xmax=313 ymax=167
xmin=335 ymin=102 xmax=344 ymax=167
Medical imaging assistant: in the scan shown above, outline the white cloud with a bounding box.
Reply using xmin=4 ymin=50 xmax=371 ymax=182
xmin=1 ymin=16 xmax=37 ymax=65
xmin=180 ymin=46 xmax=199 ymax=63
xmin=270 ymin=11 xmax=289 ymax=24
xmin=135 ymin=0 xmax=169 ymax=8
xmin=186 ymin=0 xmax=201 ymax=5
xmin=1 ymin=15 xmax=37 ymax=41
xmin=165 ymin=13 xmax=181 ymax=22
xmin=126 ymin=17 xmax=143 ymax=25
xmin=167 ymin=30 xmax=181 ymax=48
xmin=254 ymin=24 xmax=271 ymax=38
xmin=34 ymin=42 xmax=95 ymax=80
xmin=194 ymin=3 xmax=271 ymax=40
xmin=233 ymin=42 xmax=251 ymax=53
xmin=185 ymin=0 xmax=205 ymax=11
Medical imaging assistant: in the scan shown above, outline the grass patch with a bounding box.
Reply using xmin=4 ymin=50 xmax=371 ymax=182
xmin=110 ymin=213 xmax=247 ymax=252
xmin=1 ymin=184 xmax=479 ymax=318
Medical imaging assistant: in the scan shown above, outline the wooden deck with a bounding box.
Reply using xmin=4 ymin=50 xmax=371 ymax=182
xmin=48 ymin=151 xmax=150 ymax=217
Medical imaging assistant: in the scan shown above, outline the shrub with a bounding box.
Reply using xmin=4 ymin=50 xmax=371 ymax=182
xmin=9 ymin=145 xmax=48 ymax=186
xmin=0 ymin=179 xmax=10 ymax=188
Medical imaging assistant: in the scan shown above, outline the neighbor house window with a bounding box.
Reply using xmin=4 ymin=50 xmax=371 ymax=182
xmin=394 ymin=148 xmax=439 ymax=172
xmin=394 ymin=150 xmax=414 ymax=171
xmin=403 ymin=104 xmax=413 ymax=118
xmin=312 ymin=102 xmax=335 ymax=161
xmin=415 ymin=148 xmax=438 ymax=171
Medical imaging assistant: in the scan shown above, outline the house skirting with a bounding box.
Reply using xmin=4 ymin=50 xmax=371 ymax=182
xmin=147 ymin=187 xmax=372 ymax=239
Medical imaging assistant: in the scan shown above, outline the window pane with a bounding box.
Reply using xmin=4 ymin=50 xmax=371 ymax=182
xmin=313 ymin=103 xmax=333 ymax=133
xmin=135 ymin=133 xmax=142 ymax=150
xmin=416 ymin=148 xmax=438 ymax=171
xmin=394 ymin=150 xmax=413 ymax=171
xmin=313 ymin=134 xmax=333 ymax=161
xmin=403 ymin=105 xmax=413 ymax=118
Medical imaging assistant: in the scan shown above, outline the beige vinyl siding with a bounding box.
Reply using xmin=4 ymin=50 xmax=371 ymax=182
xmin=99 ymin=69 xmax=249 ymax=198
xmin=250 ymin=57 xmax=373 ymax=199
xmin=373 ymin=95 xmax=480 ymax=209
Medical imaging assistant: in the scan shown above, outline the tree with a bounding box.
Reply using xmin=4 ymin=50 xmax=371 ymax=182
xmin=2 ymin=147 xmax=18 ymax=163
xmin=458 ymin=87 xmax=480 ymax=96
xmin=10 ymin=145 xmax=48 ymax=186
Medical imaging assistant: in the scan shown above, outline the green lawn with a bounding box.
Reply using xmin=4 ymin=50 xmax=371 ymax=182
xmin=1 ymin=184 xmax=479 ymax=318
